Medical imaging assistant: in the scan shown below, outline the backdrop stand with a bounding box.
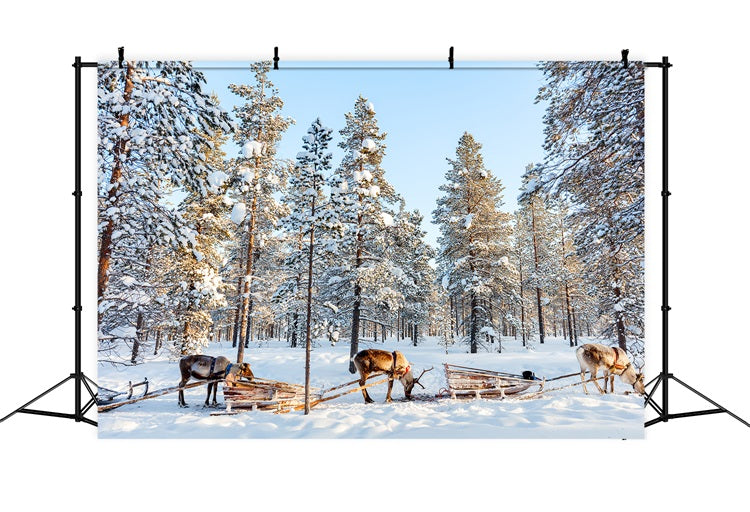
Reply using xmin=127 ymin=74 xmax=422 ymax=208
xmin=1 ymin=53 xmax=747 ymax=432
xmin=643 ymin=56 xmax=749 ymax=429
xmin=0 ymin=56 xmax=98 ymax=427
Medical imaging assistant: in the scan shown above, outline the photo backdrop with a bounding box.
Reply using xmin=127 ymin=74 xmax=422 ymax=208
xmin=96 ymin=60 xmax=645 ymax=438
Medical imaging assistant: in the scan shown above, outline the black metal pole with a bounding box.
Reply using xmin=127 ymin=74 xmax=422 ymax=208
xmin=0 ymin=57 xmax=98 ymax=428
xmin=643 ymin=56 xmax=748 ymax=429
xmin=661 ymin=55 xmax=669 ymax=423
xmin=74 ymin=56 xmax=82 ymax=422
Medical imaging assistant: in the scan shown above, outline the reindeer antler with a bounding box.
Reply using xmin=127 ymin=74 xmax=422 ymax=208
xmin=413 ymin=367 xmax=434 ymax=389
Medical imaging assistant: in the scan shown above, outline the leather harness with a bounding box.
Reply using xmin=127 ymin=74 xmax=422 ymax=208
xmin=609 ymin=348 xmax=629 ymax=374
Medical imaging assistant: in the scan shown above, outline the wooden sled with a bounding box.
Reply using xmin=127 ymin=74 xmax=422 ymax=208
xmin=440 ymin=363 xmax=545 ymax=399
xmin=213 ymin=377 xmax=322 ymax=414
xmin=212 ymin=373 xmax=394 ymax=415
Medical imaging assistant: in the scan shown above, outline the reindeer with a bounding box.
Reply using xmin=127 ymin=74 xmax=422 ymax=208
xmin=352 ymin=349 xmax=432 ymax=403
xmin=575 ymin=343 xmax=645 ymax=395
xmin=178 ymin=355 xmax=254 ymax=407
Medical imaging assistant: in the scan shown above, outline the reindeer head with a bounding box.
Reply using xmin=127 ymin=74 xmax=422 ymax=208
xmin=621 ymin=364 xmax=645 ymax=395
xmin=400 ymin=367 xmax=433 ymax=399
xmin=633 ymin=372 xmax=645 ymax=395
xmin=400 ymin=370 xmax=415 ymax=399
xmin=228 ymin=362 xmax=254 ymax=382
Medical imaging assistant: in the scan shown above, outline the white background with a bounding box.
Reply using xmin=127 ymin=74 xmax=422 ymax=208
xmin=1 ymin=1 xmax=748 ymax=509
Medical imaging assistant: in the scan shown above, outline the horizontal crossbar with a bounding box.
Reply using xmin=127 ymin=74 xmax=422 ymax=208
xmin=18 ymin=409 xmax=77 ymax=420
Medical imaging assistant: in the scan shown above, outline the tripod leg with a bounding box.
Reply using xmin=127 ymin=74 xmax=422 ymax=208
xmin=81 ymin=375 xmax=98 ymax=401
xmin=670 ymin=376 xmax=750 ymax=429
xmin=0 ymin=375 xmax=74 ymax=423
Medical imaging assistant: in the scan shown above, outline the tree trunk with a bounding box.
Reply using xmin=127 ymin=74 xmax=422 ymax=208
xmin=530 ymin=205 xmax=545 ymax=344
xmin=231 ymin=251 xmax=245 ymax=348
xmin=236 ymin=187 xmax=259 ymax=362
xmin=244 ymin=295 xmax=254 ymax=349
xmin=613 ymin=286 xmax=627 ymax=350
xmin=565 ymin=283 xmax=574 ymax=347
xmin=131 ymin=311 xmax=144 ymax=364
xmin=291 ymin=311 xmax=299 ymax=348
xmin=153 ymin=329 xmax=162 ymax=355
xmin=348 ymin=212 xmax=364 ymax=373
xmin=469 ymin=292 xmax=478 ymax=353
xmin=98 ymin=63 xmax=134 ymax=324
xmin=304 ymin=198 xmax=316 ymax=415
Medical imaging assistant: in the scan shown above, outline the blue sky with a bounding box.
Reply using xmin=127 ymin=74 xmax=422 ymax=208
xmin=198 ymin=61 xmax=547 ymax=247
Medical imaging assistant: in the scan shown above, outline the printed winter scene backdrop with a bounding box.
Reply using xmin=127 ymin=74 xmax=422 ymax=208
xmin=97 ymin=61 xmax=645 ymax=438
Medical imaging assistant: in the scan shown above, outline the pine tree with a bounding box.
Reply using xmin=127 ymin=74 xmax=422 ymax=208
xmin=329 ymin=97 xmax=399 ymax=372
xmin=510 ymin=211 xmax=533 ymax=346
xmin=536 ymin=61 xmax=645 ymax=353
xmin=228 ymin=61 xmax=293 ymax=363
xmin=518 ymin=164 xmax=555 ymax=344
xmin=278 ymin=118 xmax=338 ymax=413
xmin=387 ymin=205 xmax=437 ymax=346
xmin=97 ymin=61 xmax=232 ymax=358
xmin=434 ymin=133 xmax=510 ymax=353
xmin=167 ymin=128 xmax=233 ymax=356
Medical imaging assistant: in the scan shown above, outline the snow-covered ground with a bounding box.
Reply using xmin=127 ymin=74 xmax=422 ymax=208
xmin=97 ymin=336 xmax=644 ymax=439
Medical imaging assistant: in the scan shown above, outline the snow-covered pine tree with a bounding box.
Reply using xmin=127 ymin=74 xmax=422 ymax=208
xmin=433 ymin=132 xmax=510 ymax=353
xmin=387 ymin=205 xmax=437 ymax=346
xmin=536 ymin=61 xmax=644 ymax=353
xmin=97 ymin=61 xmax=232 ymax=359
xmin=166 ymin=128 xmax=233 ymax=356
xmin=228 ymin=61 xmax=293 ymax=363
xmin=276 ymin=118 xmax=339 ymax=413
xmin=548 ymin=202 xmax=584 ymax=347
xmin=518 ymin=163 xmax=556 ymax=344
xmin=329 ymin=97 xmax=399 ymax=372
xmin=510 ymin=211 xmax=533 ymax=347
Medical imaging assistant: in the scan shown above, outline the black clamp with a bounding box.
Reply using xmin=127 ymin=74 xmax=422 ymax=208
xmin=118 ymin=47 xmax=125 ymax=69
xmin=273 ymin=47 xmax=279 ymax=70
xmin=72 ymin=306 xmax=83 ymax=312
xmin=661 ymin=191 xmax=672 ymax=197
xmin=661 ymin=306 xmax=671 ymax=312
xmin=449 ymin=47 xmax=454 ymax=69
xmin=72 ymin=191 xmax=82 ymax=197
xmin=621 ymin=49 xmax=629 ymax=69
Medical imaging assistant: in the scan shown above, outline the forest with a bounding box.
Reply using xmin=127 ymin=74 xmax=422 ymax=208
xmin=97 ymin=60 xmax=645 ymax=371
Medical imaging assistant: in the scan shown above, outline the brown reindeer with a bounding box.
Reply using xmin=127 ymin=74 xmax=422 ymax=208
xmin=352 ymin=349 xmax=431 ymax=403
xmin=178 ymin=355 xmax=254 ymax=407
xmin=575 ymin=343 xmax=645 ymax=395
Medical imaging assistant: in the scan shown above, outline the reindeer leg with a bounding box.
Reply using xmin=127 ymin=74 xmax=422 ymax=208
xmin=178 ymin=379 xmax=188 ymax=407
xmin=591 ymin=369 xmax=605 ymax=394
xmin=385 ymin=378 xmax=394 ymax=403
xmin=580 ymin=371 xmax=588 ymax=394
xmin=360 ymin=377 xmax=374 ymax=404
xmin=609 ymin=375 xmax=615 ymax=394
xmin=212 ymin=380 xmax=219 ymax=406
xmin=204 ymin=382 xmax=212 ymax=407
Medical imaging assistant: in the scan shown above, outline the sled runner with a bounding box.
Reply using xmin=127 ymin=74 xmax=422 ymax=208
xmin=97 ymin=379 xmax=221 ymax=412
xmin=439 ymin=363 xmax=545 ymax=399
xmin=95 ymin=379 xmax=149 ymax=405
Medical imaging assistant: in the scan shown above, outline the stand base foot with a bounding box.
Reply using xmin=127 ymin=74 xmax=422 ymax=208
xmin=0 ymin=373 xmax=98 ymax=427
xmin=644 ymin=373 xmax=750 ymax=429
